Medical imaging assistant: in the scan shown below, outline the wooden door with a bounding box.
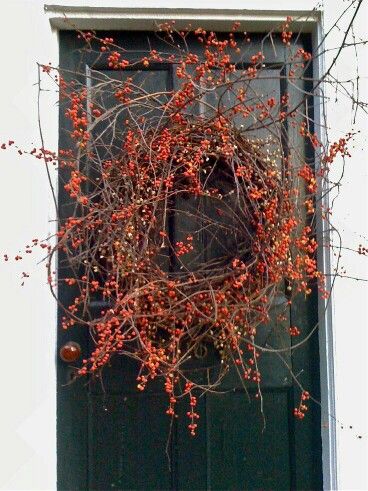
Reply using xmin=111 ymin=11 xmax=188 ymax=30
xmin=57 ymin=30 xmax=323 ymax=490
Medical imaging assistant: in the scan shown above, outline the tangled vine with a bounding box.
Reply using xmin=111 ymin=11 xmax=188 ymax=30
xmin=2 ymin=15 xmax=361 ymax=435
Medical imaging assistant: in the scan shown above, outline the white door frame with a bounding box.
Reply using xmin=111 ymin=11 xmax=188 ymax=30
xmin=45 ymin=4 xmax=336 ymax=489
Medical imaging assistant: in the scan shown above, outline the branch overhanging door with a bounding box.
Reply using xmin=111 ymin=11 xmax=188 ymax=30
xmin=58 ymin=30 xmax=323 ymax=490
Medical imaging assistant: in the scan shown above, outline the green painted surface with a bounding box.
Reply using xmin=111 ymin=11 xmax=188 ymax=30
xmin=58 ymin=31 xmax=322 ymax=491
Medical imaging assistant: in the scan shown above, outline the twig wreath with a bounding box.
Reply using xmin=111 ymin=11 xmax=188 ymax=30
xmin=2 ymin=12 xmax=364 ymax=435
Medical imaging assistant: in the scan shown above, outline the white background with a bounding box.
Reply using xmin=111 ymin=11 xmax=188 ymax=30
xmin=0 ymin=1 xmax=367 ymax=489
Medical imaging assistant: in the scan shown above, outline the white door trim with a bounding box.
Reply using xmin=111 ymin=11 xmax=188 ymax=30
xmin=45 ymin=4 xmax=336 ymax=489
xmin=45 ymin=5 xmax=320 ymax=32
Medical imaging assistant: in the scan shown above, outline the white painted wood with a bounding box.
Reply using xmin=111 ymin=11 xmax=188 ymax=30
xmin=312 ymin=16 xmax=340 ymax=490
xmin=45 ymin=5 xmax=320 ymax=32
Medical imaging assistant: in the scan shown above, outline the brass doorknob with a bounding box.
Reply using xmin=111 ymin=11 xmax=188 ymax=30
xmin=60 ymin=341 xmax=82 ymax=362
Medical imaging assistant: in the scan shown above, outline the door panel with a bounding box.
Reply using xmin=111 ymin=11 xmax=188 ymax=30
xmin=89 ymin=394 xmax=173 ymax=490
xmin=58 ymin=30 xmax=323 ymax=491
xmin=207 ymin=390 xmax=292 ymax=491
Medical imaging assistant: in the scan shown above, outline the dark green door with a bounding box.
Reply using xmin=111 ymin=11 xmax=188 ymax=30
xmin=57 ymin=30 xmax=323 ymax=490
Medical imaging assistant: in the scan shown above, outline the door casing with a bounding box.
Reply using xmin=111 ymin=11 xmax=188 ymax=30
xmin=47 ymin=6 xmax=336 ymax=490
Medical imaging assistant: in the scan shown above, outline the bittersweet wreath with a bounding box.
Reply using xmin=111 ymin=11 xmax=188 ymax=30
xmin=2 ymin=17 xmax=360 ymax=434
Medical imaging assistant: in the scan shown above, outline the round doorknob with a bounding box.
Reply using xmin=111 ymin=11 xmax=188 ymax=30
xmin=60 ymin=341 xmax=81 ymax=362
